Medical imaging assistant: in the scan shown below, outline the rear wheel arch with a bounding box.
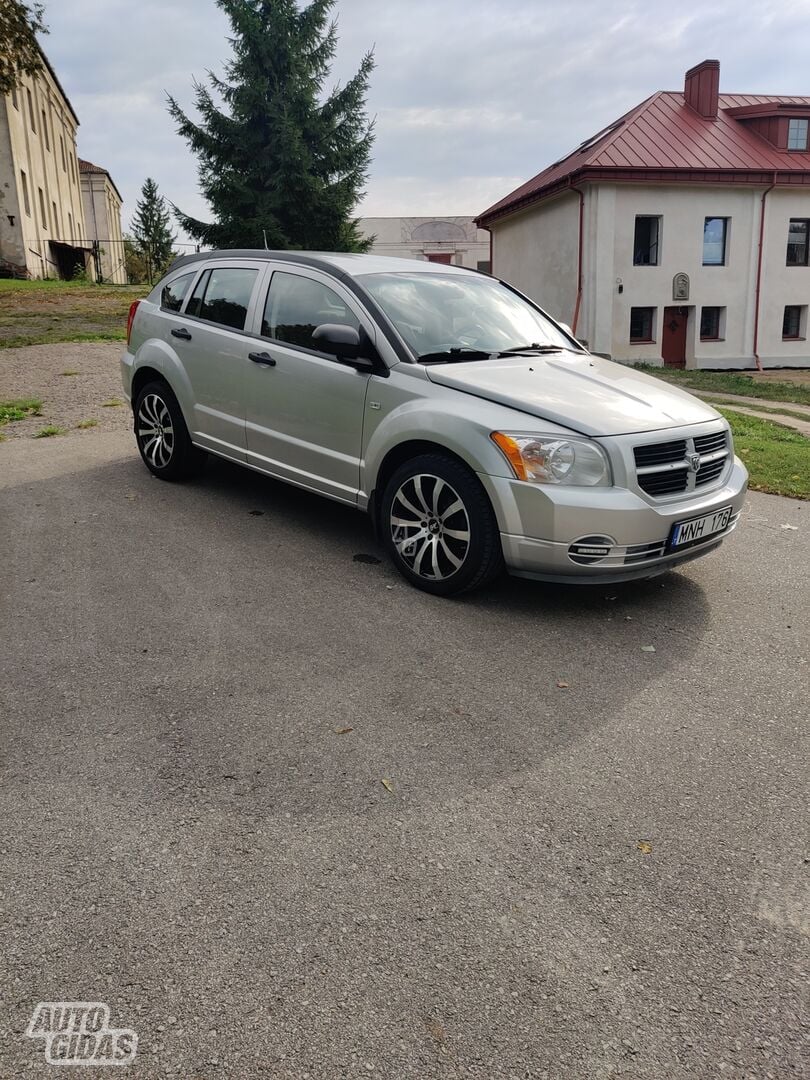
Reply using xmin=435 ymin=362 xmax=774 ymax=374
xmin=131 ymin=365 xmax=169 ymax=409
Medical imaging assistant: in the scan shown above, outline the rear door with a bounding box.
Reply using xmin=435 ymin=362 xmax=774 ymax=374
xmin=171 ymin=260 xmax=265 ymax=460
xmin=243 ymin=266 xmax=375 ymax=503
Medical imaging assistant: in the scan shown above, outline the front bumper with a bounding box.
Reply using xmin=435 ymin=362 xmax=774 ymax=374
xmin=479 ymin=458 xmax=748 ymax=583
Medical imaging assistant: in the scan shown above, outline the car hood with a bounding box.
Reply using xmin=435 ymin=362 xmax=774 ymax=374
xmin=425 ymin=352 xmax=719 ymax=436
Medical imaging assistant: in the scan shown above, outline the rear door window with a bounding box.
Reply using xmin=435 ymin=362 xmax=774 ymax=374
xmin=160 ymin=271 xmax=196 ymax=312
xmin=185 ymin=267 xmax=259 ymax=331
xmin=261 ymin=271 xmax=360 ymax=350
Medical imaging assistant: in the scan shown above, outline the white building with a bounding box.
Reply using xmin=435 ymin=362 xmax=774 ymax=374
xmin=0 ymin=48 xmax=124 ymax=281
xmin=358 ymin=217 xmax=490 ymax=271
xmin=477 ymin=60 xmax=810 ymax=370
xmin=79 ymin=159 xmax=126 ymax=284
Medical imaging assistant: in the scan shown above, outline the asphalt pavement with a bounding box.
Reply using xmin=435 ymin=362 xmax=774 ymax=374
xmin=1 ymin=431 xmax=807 ymax=1079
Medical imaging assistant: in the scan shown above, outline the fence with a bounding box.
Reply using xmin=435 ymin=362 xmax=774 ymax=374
xmin=24 ymin=238 xmax=206 ymax=285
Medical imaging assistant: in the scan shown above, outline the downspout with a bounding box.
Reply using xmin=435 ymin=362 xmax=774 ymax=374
xmin=752 ymin=172 xmax=776 ymax=373
xmin=569 ymin=181 xmax=585 ymax=336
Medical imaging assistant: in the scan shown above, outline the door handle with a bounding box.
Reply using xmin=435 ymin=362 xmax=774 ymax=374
xmin=171 ymin=327 xmax=192 ymax=340
xmin=249 ymin=351 xmax=276 ymax=366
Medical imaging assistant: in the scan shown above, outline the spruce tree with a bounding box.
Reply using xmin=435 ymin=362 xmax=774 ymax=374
xmin=167 ymin=0 xmax=374 ymax=252
xmin=130 ymin=178 xmax=176 ymax=284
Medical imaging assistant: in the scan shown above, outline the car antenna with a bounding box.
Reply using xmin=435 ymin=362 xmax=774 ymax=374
xmin=262 ymin=230 xmax=269 ymax=250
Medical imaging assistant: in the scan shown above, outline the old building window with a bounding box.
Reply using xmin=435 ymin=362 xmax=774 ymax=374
xmin=27 ymin=89 xmax=36 ymax=132
xmin=477 ymin=260 xmax=491 ymax=274
xmin=787 ymin=118 xmax=809 ymax=151
xmin=703 ymin=217 xmax=728 ymax=265
xmin=786 ymin=219 xmax=809 ymax=266
xmin=630 ymin=307 xmax=655 ymax=343
xmin=633 ymin=216 xmax=661 ymax=265
xmin=782 ymin=305 xmax=806 ymax=339
xmin=52 ymin=201 xmax=59 ymax=237
xmin=20 ymin=171 xmax=31 ymax=216
xmin=700 ymin=306 xmax=725 ymax=340
xmin=68 ymin=212 xmax=74 ymax=241
xmin=41 ymin=110 xmax=49 ymax=149
xmin=59 ymin=135 xmax=67 ymax=171
xmin=38 ymin=187 xmax=47 ymax=230
xmin=11 ymin=86 xmax=19 ymax=109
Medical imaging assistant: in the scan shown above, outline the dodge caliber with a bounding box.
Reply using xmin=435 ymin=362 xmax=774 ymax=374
xmin=121 ymin=251 xmax=748 ymax=596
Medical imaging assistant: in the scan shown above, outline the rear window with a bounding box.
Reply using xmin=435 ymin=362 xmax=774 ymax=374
xmin=160 ymin=272 xmax=195 ymax=313
xmin=186 ymin=267 xmax=259 ymax=331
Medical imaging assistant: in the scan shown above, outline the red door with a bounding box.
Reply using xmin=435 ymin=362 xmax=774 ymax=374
xmin=426 ymin=253 xmax=453 ymax=264
xmin=662 ymin=307 xmax=688 ymax=368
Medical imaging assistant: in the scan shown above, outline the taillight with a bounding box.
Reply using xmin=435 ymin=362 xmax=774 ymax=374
xmin=126 ymin=300 xmax=141 ymax=345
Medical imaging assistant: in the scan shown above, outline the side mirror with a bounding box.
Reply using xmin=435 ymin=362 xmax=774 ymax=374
xmin=312 ymin=323 xmax=360 ymax=360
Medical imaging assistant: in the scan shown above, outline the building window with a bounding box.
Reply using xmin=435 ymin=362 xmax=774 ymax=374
xmin=41 ymin=110 xmax=49 ymax=150
xmin=38 ymin=187 xmax=47 ymax=230
xmin=633 ymin=216 xmax=661 ymax=265
xmin=782 ymin=305 xmax=806 ymax=340
xmin=52 ymin=201 xmax=59 ymax=237
xmin=787 ymin=118 xmax=809 ymax=151
xmin=630 ymin=307 xmax=656 ymax=343
xmin=68 ymin=212 xmax=73 ymax=241
xmin=20 ymin=171 xmax=31 ymax=216
xmin=476 ymin=260 xmax=491 ymax=274
xmin=786 ymin=219 xmax=809 ymax=266
xmin=703 ymin=217 xmax=728 ymax=265
xmin=11 ymin=86 xmax=19 ymax=109
xmin=27 ymin=88 xmax=36 ymax=132
xmin=59 ymin=135 xmax=67 ymax=171
xmin=700 ymin=306 xmax=725 ymax=341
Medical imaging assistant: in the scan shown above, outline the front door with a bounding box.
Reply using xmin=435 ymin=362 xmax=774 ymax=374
xmin=662 ymin=306 xmax=688 ymax=368
xmin=243 ymin=267 xmax=373 ymax=504
xmin=426 ymin=253 xmax=453 ymax=265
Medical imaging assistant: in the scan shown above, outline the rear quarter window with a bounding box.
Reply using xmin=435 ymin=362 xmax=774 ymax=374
xmin=160 ymin=272 xmax=196 ymax=312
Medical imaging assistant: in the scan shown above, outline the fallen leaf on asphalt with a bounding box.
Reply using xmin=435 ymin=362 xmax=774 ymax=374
xmin=334 ymin=726 xmax=353 ymax=735
xmin=637 ymin=840 xmax=653 ymax=854
xmin=556 ymin=680 xmax=569 ymax=689
xmin=780 ymin=523 xmax=798 ymax=531
xmin=381 ymin=778 xmax=394 ymax=793
xmin=641 ymin=645 xmax=656 ymax=653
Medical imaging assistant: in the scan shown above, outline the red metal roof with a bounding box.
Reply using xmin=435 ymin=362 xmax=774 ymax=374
xmin=78 ymin=159 xmax=123 ymax=203
xmin=478 ymin=90 xmax=810 ymax=227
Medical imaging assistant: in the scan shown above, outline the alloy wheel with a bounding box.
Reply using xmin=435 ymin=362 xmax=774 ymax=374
xmin=389 ymin=473 xmax=471 ymax=580
xmin=137 ymin=393 xmax=175 ymax=470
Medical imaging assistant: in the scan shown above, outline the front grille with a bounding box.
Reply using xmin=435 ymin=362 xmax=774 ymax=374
xmin=634 ymin=440 xmax=687 ymax=468
xmin=694 ymin=430 xmax=728 ymax=456
xmin=638 ymin=468 xmax=690 ymax=496
xmin=634 ymin=426 xmax=730 ymax=499
xmin=696 ymin=458 xmax=726 ymax=486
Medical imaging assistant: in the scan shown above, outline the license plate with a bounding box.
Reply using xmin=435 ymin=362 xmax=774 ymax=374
xmin=669 ymin=505 xmax=732 ymax=549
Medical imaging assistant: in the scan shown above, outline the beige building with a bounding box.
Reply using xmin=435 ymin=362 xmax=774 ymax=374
xmin=478 ymin=60 xmax=810 ymax=370
xmin=358 ymin=217 xmax=490 ymax=271
xmin=0 ymin=49 xmax=124 ymax=281
xmin=80 ymin=159 xmax=126 ymax=284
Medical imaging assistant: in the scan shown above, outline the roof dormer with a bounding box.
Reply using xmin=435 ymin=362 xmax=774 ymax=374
xmin=725 ymin=101 xmax=810 ymax=151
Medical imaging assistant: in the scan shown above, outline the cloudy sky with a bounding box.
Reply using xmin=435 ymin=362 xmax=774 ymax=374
xmin=44 ymin=0 xmax=810 ymax=244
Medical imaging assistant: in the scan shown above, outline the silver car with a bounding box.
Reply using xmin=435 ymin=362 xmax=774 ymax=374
xmin=121 ymin=251 xmax=748 ymax=596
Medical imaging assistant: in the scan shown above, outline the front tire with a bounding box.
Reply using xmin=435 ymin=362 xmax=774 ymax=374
xmin=381 ymin=452 xmax=504 ymax=596
xmin=133 ymin=381 xmax=206 ymax=481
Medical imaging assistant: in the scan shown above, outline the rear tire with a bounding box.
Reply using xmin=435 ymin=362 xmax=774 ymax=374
xmin=380 ymin=452 xmax=504 ymax=596
xmin=133 ymin=380 xmax=206 ymax=481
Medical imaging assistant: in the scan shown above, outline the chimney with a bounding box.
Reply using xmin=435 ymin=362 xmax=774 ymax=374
xmin=684 ymin=59 xmax=720 ymax=119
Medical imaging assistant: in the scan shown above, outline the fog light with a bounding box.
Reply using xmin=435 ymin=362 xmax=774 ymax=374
xmin=568 ymin=535 xmax=615 ymax=565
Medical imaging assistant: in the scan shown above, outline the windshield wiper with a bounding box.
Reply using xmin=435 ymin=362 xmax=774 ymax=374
xmin=497 ymin=343 xmax=570 ymax=355
xmin=417 ymin=348 xmax=495 ymax=364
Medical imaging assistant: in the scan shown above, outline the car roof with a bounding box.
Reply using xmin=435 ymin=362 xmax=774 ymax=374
xmin=167 ymin=249 xmax=477 ymax=279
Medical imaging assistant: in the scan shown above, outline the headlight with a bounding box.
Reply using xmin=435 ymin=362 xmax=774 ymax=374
xmin=491 ymin=432 xmax=611 ymax=486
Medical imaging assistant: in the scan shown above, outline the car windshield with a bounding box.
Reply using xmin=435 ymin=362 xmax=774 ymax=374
xmin=358 ymin=271 xmax=578 ymax=361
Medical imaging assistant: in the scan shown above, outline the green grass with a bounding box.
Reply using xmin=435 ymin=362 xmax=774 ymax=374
xmin=721 ymin=409 xmax=810 ymax=499
xmin=76 ymin=418 xmax=98 ymax=429
xmin=101 ymin=398 xmax=123 ymax=407
xmin=707 ymin=399 xmax=810 ymax=423
xmin=0 ymin=279 xmax=148 ymax=348
xmin=0 ymin=398 xmax=43 ymax=424
xmin=633 ymin=364 xmax=810 ymax=407
xmin=32 ymin=425 xmax=65 ymax=438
